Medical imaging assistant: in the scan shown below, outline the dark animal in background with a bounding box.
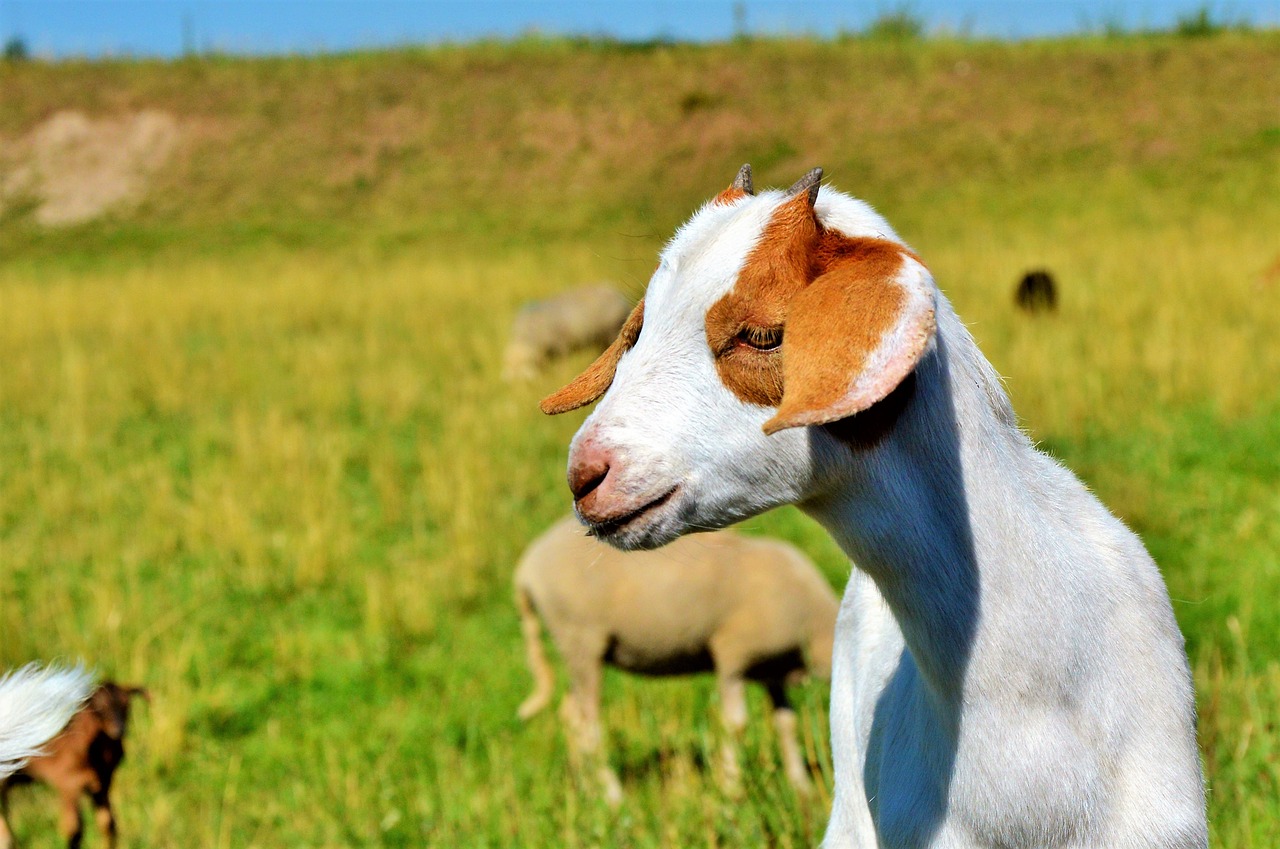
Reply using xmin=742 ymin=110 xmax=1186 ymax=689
xmin=1015 ymin=269 xmax=1058 ymax=313
xmin=0 ymin=682 xmax=149 ymax=849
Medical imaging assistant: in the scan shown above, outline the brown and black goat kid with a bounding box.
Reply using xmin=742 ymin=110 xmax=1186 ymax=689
xmin=0 ymin=682 xmax=148 ymax=849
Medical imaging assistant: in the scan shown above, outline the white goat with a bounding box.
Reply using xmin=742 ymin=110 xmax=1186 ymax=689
xmin=515 ymin=515 xmax=838 ymax=802
xmin=0 ymin=664 xmax=93 ymax=781
xmin=503 ymin=285 xmax=632 ymax=381
xmin=541 ymin=165 xmax=1207 ymax=848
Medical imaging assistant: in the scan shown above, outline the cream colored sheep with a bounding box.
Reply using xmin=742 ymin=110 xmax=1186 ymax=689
xmin=515 ymin=515 xmax=838 ymax=804
xmin=503 ymin=285 xmax=631 ymax=381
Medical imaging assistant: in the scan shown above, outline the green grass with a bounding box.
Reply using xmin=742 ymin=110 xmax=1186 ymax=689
xmin=1 ymin=32 xmax=1279 ymax=847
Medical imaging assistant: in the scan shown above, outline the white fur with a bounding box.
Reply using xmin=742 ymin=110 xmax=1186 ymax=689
xmin=565 ymin=185 xmax=1207 ymax=848
xmin=0 ymin=664 xmax=93 ymax=780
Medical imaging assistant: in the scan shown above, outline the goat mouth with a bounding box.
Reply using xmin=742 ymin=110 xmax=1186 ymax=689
xmin=579 ymin=486 xmax=679 ymax=540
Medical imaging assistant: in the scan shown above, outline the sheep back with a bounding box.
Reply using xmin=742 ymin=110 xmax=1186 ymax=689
xmin=504 ymin=285 xmax=631 ymax=379
xmin=515 ymin=517 xmax=838 ymax=678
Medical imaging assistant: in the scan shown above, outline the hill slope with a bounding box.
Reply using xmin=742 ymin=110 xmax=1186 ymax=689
xmin=2 ymin=33 xmax=1278 ymax=255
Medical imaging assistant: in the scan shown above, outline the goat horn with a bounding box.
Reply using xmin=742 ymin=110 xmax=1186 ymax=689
xmin=787 ymin=167 xmax=823 ymax=207
xmin=732 ymin=163 xmax=754 ymax=195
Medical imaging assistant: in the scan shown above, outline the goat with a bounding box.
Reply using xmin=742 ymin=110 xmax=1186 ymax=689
xmin=503 ymin=284 xmax=632 ymax=381
xmin=1 ymin=682 xmax=148 ymax=849
xmin=1014 ymin=268 xmax=1058 ymax=313
xmin=541 ymin=165 xmax=1207 ymax=848
xmin=515 ymin=515 xmax=837 ymax=803
xmin=0 ymin=665 xmax=92 ymax=783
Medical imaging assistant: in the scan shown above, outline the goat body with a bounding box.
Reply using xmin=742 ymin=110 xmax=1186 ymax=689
xmin=542 ymin=166 xmax=1207 ymax=847
xmin=1 ymin=682 xmax=147 ymax=849
xmin=0 ymin=665 xmax=92 ymax=783
xmin=515 ymin=515 xmax=837 ymax=802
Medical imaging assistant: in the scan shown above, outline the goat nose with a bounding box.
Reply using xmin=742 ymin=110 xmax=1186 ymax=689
xmin=568 ymin=442 xmax=611 ymax=501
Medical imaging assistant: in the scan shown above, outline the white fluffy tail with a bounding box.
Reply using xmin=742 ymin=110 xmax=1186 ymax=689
xmin=0 ymin=663 xmax=94 ymax=779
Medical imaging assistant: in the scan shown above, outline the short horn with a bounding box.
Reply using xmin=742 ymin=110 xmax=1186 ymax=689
xmin=787 ymin=167 xmax=823 ymax=207
xmin=732 ymin=163 xmax=754 ymax=195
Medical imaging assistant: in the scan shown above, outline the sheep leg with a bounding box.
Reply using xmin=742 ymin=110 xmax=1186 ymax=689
xmin=515 ymin=588 xmax=555 ymax=720
xmin=56 ymin=789 xmax=82 ymax=849
xmin=767 ymin=681 xmax=813 ymax=795
xmin=559 ymin=639 xmax=622 ymax=807
xmin=715 ymin=672 xmax=748 ymax=794
xmin=90 ymin=790 xmax=116 ymax=849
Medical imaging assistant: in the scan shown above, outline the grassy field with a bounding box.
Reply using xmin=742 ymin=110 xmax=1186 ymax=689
xmin=2 ymin=31 xmax=1279 ymax=847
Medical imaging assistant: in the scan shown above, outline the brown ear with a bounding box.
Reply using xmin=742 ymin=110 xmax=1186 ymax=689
xmin=540 ymin=299 xmax=645 ymax=415
xmin=762 ymin=244 xmax=935 ymax=435
xmin=127 ymin=685 xmax=152 ymax=704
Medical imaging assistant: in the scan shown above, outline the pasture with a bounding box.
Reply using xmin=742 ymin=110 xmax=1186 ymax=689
xmin=1 ymin=32 xmax=1278 ymax=847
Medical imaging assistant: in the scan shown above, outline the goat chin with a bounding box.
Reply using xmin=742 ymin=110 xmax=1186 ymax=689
xmin=0 ymin=663 xmax=94 ymax=780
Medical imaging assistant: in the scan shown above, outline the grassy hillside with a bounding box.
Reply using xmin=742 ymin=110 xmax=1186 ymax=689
xmin=2 ymin=32 xmax=1278 ymax=255
xmin=2 ymin=32 xmax=1279 ymax=847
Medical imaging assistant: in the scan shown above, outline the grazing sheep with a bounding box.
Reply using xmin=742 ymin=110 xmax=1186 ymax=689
xmin=542 ymin=165 xmax=1206 ymax=847
xmin=503 ymin=285 xmax=632 ymax=381
xmin=515 ymin=515 xmax=837 ymax=803
xmin=1014 ymin=268 xmax=1058 ymax=313
xmin=1 ymin=682 xmax=148 ymax=849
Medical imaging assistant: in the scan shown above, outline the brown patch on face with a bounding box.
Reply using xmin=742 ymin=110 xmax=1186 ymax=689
xmin=706 ymin=191 xmax=915 ymax=425
xmin=705 ymin=192 xmax=817 ymax=406
xmin=541 ymin=299 xmax=644 ymax=415
xmin=765 ymin=239 xmax=909 ymax=432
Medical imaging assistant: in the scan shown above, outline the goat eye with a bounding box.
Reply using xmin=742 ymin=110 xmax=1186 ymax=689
xmin=734 ymin=325 xmax=783 ymax=352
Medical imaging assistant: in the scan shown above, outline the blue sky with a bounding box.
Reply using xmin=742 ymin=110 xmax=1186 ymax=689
xmin=4 ymin=1 xmax=1278 ymax=57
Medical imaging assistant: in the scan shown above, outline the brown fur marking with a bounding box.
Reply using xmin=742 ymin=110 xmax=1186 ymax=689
xmin=706 ymin=190 xmax=912 ymax=426
xmin=713 ymin=186 xmax=748 ymax=206
xmin=541 ymin=299 xmax=644 ymax=415
xmin=767 ymin=239 xmax=907 ymax=430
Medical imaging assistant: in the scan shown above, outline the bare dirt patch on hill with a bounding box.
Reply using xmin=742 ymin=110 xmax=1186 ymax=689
xmin=1 ymin=109 xmax=180 ymax=226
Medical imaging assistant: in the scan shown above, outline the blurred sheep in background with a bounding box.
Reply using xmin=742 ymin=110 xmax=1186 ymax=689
xmin=503 ymin=285 xmax=632 ymax=381
xmin=515 ymin=516 xmax=838 ymax=804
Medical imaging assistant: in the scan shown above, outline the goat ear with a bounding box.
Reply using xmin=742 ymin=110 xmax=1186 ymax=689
xmin=540 ymin=299 xmax=644 ymax=415
xmin=127 ymin=686 xmax=152 ymax=704
xmin=762 ymin=246 xmax=935 ymax=435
